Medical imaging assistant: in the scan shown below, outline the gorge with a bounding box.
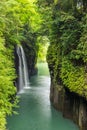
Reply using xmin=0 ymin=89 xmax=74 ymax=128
xmin=7 ymin=62 xmax=79 ymax=130
xmin=0 ymin=0 xmax=87 ymax=130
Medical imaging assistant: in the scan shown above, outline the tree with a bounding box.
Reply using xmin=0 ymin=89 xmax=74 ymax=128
xmin=0 ymin=0 xmax=41 ymax=129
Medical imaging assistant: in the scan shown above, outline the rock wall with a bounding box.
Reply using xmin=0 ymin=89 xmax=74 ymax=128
xmin=50 ymin=81 xmax=87 ymax=130
xmin=22 ymin=42 xmax=38 ymax=76
xmin=14 ymin=46 xmax=19 ymax=91
xmin=47 ymin=41 xmax=87 ymax=130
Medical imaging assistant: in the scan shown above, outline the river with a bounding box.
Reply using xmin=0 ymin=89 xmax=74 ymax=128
xmin=7 ymin=63 xmax=79 ymax=130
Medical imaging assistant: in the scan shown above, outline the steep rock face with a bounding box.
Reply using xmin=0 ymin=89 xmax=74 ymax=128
xmin=22 ymin=42 xmax=38 ymax=76
xmin=50 ymin=80 xmax=87 ymax=130
xmin=47 ymin=42 xmax=87 ymax=130
xmin=14 ymin=46 xmax=19 ymax=91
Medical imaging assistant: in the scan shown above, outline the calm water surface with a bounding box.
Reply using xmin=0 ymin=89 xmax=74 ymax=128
xmin=7 ymin=63 xmax=79 ymax=130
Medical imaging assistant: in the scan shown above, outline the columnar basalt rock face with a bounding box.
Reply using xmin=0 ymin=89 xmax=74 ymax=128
xmin=47 ymin=39 xmax=87 ymax=130
xmin=50 ymin=80 xmax=87 ymax=130
xmin=50 ymin=82 xmax=64 ymax=111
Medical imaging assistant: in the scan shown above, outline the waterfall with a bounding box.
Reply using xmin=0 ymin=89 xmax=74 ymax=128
xmin=17 ymin=45 xmax=29 ymax=92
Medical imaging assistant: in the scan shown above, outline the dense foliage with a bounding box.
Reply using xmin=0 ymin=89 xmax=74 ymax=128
xmin=0 ymin=0 xmax=41 ymax=129
xmin=0 ymin=37 xmax=17 ymax=130
xmin=46 ymin=0 xmax=87 ymax=98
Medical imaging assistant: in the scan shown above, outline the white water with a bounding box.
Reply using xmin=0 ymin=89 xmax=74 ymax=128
xmin=17 ymin=45 xmax=29 ymax=92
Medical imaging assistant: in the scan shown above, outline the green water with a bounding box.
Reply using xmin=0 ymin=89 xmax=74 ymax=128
xmin=7 ymin=63 xmax=79 ymax=130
